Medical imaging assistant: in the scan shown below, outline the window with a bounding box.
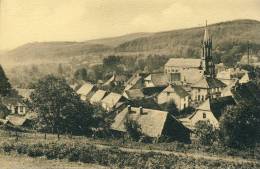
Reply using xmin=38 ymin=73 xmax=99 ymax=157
xmin=198 ymin=95 xmax=201 ymax=101
xmin=167 ymin=92 xmax=170 ymax=96
xmin=201 ymin=96 xmax=204 ymax=101
xmin=184 ymin=103 xmax=186 ymax=108
xmin=203 ymin=113 xmax=206 ymax=118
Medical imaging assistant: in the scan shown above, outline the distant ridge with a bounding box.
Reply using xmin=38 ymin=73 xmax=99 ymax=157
xmin=3 ymin=19 xmax=260 ymax=63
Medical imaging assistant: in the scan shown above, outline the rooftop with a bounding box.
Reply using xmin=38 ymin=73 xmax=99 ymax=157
xmin=165 ymin=58 xmax=201 ymax=68
xmin=111 ymin=107 xmax=169 ymax=138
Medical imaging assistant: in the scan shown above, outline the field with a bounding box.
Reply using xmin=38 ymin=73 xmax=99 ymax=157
xmin=0 ymin=154 xmax=107 ymax=169
xmin=0 ymin=130 xmax=259 ymax=169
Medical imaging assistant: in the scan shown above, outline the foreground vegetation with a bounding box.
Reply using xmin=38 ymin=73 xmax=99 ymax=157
xmin=0 ymin=153 xmax=106 ymax=169
xmin=0 ymin=138 xmax=259 ymax=169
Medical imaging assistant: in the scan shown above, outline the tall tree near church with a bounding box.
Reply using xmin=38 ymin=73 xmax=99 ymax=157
xmin=0 ymin=65 xmax=12 ymax=97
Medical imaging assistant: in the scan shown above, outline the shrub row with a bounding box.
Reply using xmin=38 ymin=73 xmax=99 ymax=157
xmin=0 ymin=141 xmax=259 ymax=169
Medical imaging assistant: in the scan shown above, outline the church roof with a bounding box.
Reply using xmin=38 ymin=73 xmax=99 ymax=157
xmin=192 ymin=77 xmax=226 ymax=89
xmin=165 ymin=58 xmax=201 ymax=68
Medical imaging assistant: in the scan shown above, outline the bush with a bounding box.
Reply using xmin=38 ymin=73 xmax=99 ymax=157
xmin=194 ymin=121 xmax=217 ymax=146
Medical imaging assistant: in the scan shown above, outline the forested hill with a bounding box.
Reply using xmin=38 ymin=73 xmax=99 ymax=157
xmin=115 ymin=19 xmax=260 ymax=56
xmin=4 ymin=19 xmax=260 ymax=65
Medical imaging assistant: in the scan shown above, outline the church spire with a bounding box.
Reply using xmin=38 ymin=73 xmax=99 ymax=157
xmin=203 ymin=20 xmax=210 ymax=42
xmin=201 ymin=21 xmax=215 ymax=78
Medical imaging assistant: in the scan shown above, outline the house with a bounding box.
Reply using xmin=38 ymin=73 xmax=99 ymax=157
xmin=144 ymin=73 xmax=168 ymax=87
xmin=123 ymin=89 xmax=145 ymax=100
xmin=191 ymin=77 xmax=226 ymax=102
xmin=164 ymin=58 xmax=203 ymax=85
xmin=89 ymin=90 xmax=108 ymax=105
xmin=239 ymin=72 xmax=255 ymax=84
xmin=103 ymin=74 xmax=127 ymax=87
xmin=124 ymin=72 xmax=148 ymax=91
xmin=16 ymin=88 xmax=34 ymax=100
xmin=76 ymin=83 xmax=96 ymax=101
xmin=216 ymin=68 xmax=246 ymax=85
xmin=157 ymin=84 xmax=189 ymax=110
xmin=101 ymin=92 xmax=127 ymax=111
xmin=1 ymin=97 xmax=28 ymax=115
xmin=111 ymin=106 xmax=190 ymax=142
xmin=215 ymin=63 xmax=225 ymax=74
xmin=221 ymin=80 xmax=237 ymax=97
xmin=189 ymin=97 xmax=235 ymax=128
xmin=5 ymin=115 xmax=33 ymax=127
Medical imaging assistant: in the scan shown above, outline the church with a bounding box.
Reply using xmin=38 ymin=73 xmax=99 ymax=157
xmin=164 ymin=22 xmax=226 ymax=103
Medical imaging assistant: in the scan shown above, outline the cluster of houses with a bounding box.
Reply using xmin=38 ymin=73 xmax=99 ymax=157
xmin=0 ymin=23 xmax=257 ymax=142
xmin=0 ymin=88 xmax=36 ymax=128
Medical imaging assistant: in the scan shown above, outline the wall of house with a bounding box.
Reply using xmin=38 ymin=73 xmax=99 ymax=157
xmin=190 ymin=110 xmax=219 ymax=128
xmin=180 ymin=96 xmax=189 ymax=110
xmin=157 ymin=92 xmax=181 ymax=108
xmin=191 ymin=88 xmax=208 ymax=101
xmin=157 ymin=92 xmax=188 ymax=110
xmin=144 ymin=80 xmax=155 ymax=87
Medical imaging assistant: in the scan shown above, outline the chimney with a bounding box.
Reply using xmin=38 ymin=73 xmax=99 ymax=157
xmin=127 ymin=105 xmax=131 ymax=113
xmin=139 ymin=106 xmax=143 ymax=115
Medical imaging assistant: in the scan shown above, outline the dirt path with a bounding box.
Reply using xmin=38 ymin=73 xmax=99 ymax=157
xmin=96 ymin=144 xmax=259 ymax=164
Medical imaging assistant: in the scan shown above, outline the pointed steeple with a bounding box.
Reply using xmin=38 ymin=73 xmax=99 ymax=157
xmin=201 ymin=20 xmax=215 ymax=78
xmin=203 ymin=20 xmax=210 ymax=42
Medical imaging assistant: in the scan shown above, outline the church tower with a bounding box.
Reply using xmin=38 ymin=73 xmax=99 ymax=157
xmin=201 ymin=21 xmax=215 ymax=77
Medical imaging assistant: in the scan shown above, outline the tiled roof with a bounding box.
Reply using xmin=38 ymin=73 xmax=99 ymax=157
xmin=101 ymin=92 xmax=125 ymax=109
xmin=111 ymin=107 xmax=169 ymax=137
xmin=6 ymin=115 xmax=28 ymax=126
xmin=1 ymin=97 xmax=24 ymax=106
xmin=16 ymin=88 xmax=34 ymax=99
xmin=181 ymin=69 xmax=203 ymax=84
xmin=145 ymin=73 xmax=168 ymax=87
xmin=165 ymin=58 xmax=201 ymax=68
xmin=90 ymin=90 xmax=107 ymax=104
xmin=163 ymin=85 xmax=189 ymax=98
xmin=76 ymin=83 xmax=95 ymax=96
xmin=124 ymin=89 xmax=144 ymax=99
xmin=192 ymin=77 xmax=226 ymax=89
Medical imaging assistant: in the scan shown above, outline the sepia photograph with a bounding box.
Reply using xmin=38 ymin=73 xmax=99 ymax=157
xmin=0 ymin=0 xmax=260 ymax=168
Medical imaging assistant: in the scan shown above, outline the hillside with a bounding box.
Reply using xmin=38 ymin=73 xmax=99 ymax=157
xmin=86 ymin=32 xmax=153 ymax=47
xmin=3 ymin=19 xmax=260 ymax=64
xmin=116 ymin=19 xmax=260 ymax=56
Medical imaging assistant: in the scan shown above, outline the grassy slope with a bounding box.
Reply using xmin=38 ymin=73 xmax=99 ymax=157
xmin=0 ymin=154 xmax=107 ymax=169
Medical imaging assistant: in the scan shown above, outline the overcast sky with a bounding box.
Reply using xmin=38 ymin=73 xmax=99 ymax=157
xmin=1 ymin=0 xmax=260 ymax=50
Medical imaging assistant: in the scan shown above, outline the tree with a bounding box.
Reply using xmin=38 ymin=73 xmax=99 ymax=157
xmin=124 ymin=118 xmax=143 ymax=141
xmin=103 ymin=55 xmax=121 ymax=66
xmin=219 ymin=102 xmax=260 ymax=148
xmin=74 ymin=68 xmax=88 ymax=81
xmin=0 ymin=103 xmax=10 ymax=119
xmin=29 ymin=75 xmax=94 ymax=137
xmin=0 ymin=65 xmax=12 ymax=97
xmin=194 ymin=120 xmax=217 ymax=146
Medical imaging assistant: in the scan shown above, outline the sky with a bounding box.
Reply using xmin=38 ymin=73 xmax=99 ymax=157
xmin=0 ymin=0 xmax=260 ymax=50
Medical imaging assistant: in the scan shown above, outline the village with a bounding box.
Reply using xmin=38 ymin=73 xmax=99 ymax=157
xmin=0 ymin=23 xmax=259 ymax=143
xmin=0 ymin=19 xmax=260 ymax=168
